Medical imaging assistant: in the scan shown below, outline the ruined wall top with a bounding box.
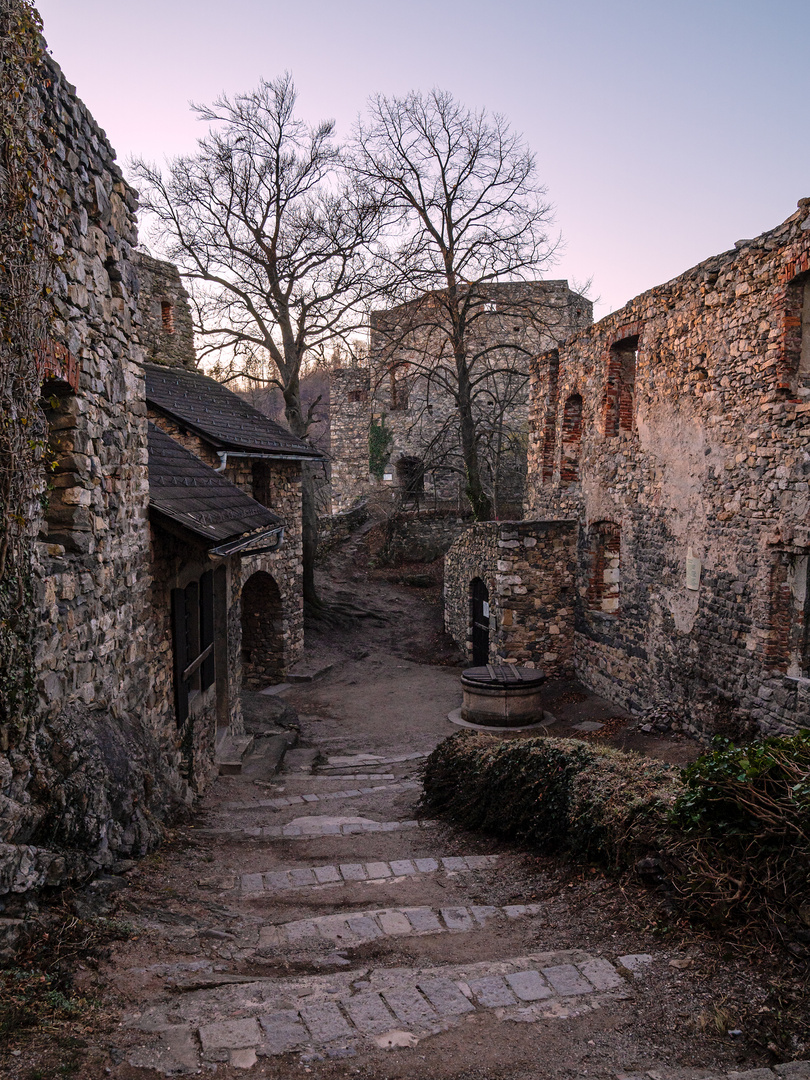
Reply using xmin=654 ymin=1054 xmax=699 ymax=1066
xmin=136 ymin=252 xmax=197 ymax=370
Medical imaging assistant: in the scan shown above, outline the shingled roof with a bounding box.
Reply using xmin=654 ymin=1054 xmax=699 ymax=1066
xmin=147 ymin=424 xmax=284 ymax=552
xmin=144 ymin=363 xmax=321 ymax=459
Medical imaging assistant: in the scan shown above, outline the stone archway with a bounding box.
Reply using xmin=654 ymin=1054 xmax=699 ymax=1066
xmin=241 ymin=571 xmax=284 ymax=689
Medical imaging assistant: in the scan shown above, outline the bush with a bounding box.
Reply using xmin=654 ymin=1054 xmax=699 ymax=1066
xmin=421 ymin=729 xmax=810 ymax=944
xmin=420 ymin=732 xmax=678 ymax=867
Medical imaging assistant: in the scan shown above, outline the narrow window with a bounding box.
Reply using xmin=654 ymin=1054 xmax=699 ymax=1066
xmin=604 ymin=336 xmax=638 ymax=437
xmin=779 ymin=271 xmax=810 ymax=392
xmin=539 ymin=349 xmax=559 ymax=483
xmin=588 ymin=522 xmax=621 ymax=613
xmin=767 ymin=550 xmax=810 ymax=677
xmin=390 ymin=368 xmax=409 ymax=411
xmin=348 ymin=389 xmax=368 ymax=403
xmin=161 ymin=300 xmax=175 ymax=334
xmin=560 ymin=393 xmax=583 ymax=484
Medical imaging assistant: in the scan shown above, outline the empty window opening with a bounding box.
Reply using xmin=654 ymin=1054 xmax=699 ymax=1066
xmin=161 ymin=301 xmax=175 ymax=334
xmin=390 ymin=368 xmax=409 ymax=411
xmin=396 ymin=455 xmax=424 ymax=505
xmin=587 ymin=522 xmax=621 ymax=613
xmin=780 ymin=271 xmax=810 ymax=392
xmin=604 ymin=336 xmax=637 ymax=437
xmin=241 ymin=571 xmax=284 ymax=689
xmin=348 ymin=389 xmax=368 ymax=403
xmin=540 ymin=349 xmax=560 ymax=483
xmin=171 ymin=571 xmax=215 ymax=728
xmin=560 ymin=393 xmax=583 ymax=484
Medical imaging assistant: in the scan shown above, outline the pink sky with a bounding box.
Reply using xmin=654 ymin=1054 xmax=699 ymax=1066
xmin=36 ymin=0 xmax=810 ymax=318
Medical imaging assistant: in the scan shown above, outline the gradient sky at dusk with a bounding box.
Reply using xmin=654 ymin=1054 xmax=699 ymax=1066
xmin=36 ymin=0 xmax=809 ymax=317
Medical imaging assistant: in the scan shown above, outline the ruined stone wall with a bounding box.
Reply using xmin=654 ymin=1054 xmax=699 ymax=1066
xmin=0 ymin=54 xmax=190 ymax=900
xmin=135 ymin=253 xmax=196 ymax=370
xmin=444 ymin=520 xmax=577 ymax=677
xmin=524 ymin=198 xmax=810 ymax=736
xmin=329 ymin=282 xmax=592 ymax=514
xmin=329 ymin=368 xmax=372 ymax=512
xmin=372 ymin=509 xmax=473 ymax=567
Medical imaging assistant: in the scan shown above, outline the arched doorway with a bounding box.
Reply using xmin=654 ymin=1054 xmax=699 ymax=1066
xmin=470 ymin=577 xmax=490 ymax=666
xmin=241 ymin=571 xmax=284 ymax=689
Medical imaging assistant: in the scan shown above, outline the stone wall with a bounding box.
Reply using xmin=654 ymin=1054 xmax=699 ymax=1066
xmin=523 ymin=198 xmax=810 ymax=736
xmin=373 ymin=509 xmax=473 ymax=567
xmin=0 ymin=53 xmax=190 ymax=901
xmin=329 ymin=282 xmax=592 ymax=514
xmin=444 ymin=520 xmax=577 ymax=677
xmin=135 ymin=254 xmax=196 ymax=370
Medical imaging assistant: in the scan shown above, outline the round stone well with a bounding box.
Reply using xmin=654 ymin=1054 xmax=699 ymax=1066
xmin=460 ymin=663 xmax=546 ymax=727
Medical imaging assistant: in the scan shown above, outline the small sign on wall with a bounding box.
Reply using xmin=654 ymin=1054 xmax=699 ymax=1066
xmin=685 ymin=547 xmax=702 ymax=592
xmin=482 ymin=601 xmax=490 ymax=619
xmin=383 ymin=473 xmax=393 ymax=482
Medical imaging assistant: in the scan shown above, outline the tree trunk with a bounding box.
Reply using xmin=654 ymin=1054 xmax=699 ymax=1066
xmin=455 ymin=348 xmax=493 ymax=521
xmin=283 ymin=378 xmax=321 ymax=609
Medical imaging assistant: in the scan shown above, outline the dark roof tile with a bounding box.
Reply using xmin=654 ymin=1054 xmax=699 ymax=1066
xmin=148 ymin=423 xmax=283 ymax=546
xmin=144 ymin=363 xmax=321 ymax=458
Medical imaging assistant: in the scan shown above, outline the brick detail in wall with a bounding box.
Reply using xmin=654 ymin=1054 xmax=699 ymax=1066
xmin=560 ymin=393 xmax=583 ymax=485
xmin=603 ymin=334 xmax=639 ymax=438
xmin=587 ymin=522 xmax=621 ymax=614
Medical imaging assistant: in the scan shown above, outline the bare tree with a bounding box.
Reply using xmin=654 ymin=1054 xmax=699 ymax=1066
xmin=350 ymin=89 xmax=563 ymax=520
xmin=132 ymin=74 xmax=380 ymax=607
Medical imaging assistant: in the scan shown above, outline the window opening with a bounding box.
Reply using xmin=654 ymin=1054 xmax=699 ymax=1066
xmin=779 ymin=271 xmax=810 ymax=393
xmin=560 ymin=393 xmax=583 ymax=484
xmin=604 ymin=336 xmax=637 ymax=437
xmin=390 ymin=368 xmax=409 ymax=411
xmin=161 ymin=301 xmax=175 ymax=334
xmin=587 ymin=522 xmax=621 ymax=613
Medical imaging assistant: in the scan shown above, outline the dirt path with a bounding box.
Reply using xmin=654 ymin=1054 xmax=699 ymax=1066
xmin=6 ymin=544 xmax=807 ymax=1078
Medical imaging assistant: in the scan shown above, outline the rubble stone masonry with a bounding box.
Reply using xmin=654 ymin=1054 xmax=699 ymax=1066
xmin=444 ymin=520 xmax=577 ymax=677
xmin=521 ymin=198 xmax=810 ymax=736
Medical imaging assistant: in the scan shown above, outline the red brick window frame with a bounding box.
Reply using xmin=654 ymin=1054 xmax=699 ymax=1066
xmin=161 ymin=300 xmax=175 ymax=334
xmin=587 ymin=521 xmax=621 ymax=614
xmin=603 ymin=324 xmax=641 ymax=438
xmin=776 ymin=267 xmax=810 ymax=394
xmin=765 ymin=549 xmax=810 ymax=676
xmin=560 ymin=392 xmax=583 ymax=485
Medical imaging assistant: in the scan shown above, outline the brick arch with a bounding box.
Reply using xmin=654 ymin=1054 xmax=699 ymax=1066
xmin=560 ymin=392 xmax=583 ymax=484
xmin=241 ymin=571 xmax=284 ymax=689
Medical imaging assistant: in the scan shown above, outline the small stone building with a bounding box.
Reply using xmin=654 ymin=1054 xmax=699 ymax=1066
xmin=445 ymin=199 xmax=810 ymax=738
xmin=329 ymin=281 xmax=592 ymax=515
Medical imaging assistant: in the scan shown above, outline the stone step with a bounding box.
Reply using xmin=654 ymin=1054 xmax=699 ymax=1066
xmin=221 ymin=778 xmax=420 ymax=812
xmin=251 ymin=901 xmax=544 ymax=953
xmin=214 ymin=735 xmax=254 ymax=776
xmin=286 ymin=661 xmax=334 ymax=683
xmin=199 ymin=817 xmax=437 ymax=839
xmin=124 ymin=950 xmax=632 ymax=1071
xmin=241 ymin=854 xmax=500 ymax=893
